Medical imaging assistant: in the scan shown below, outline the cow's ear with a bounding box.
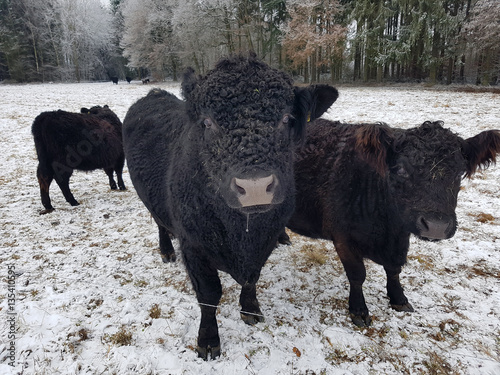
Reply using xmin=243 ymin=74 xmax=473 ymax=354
xmin=81 ymin=108 xmax=90 ymax=114
xmin=295 ymin=84 xmax=339 ymax=121
xmin=462 ymin=129 xmax=500 ymax=178
xmin=355 ymin=123 xmax=394 ymax=176
xmin=293 ymin=85 xmax=339 ymax=142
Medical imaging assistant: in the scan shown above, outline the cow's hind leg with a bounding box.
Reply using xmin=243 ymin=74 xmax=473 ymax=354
xmin=115 ymin=156 xmax=126 ymax=190
xmin=336 ymin=243 xmax=371 ymax=327
xmin=384 ymin=266 xmax=414 ymax=312
xmin=159 ymin=225 xmax=176 ymax=262
xmin=37 ymin=163 xmax=54 ymax=214
xmin=104 ymin=168 xmax=118 ymax=190
xmin=54 ymin=170 xmax=79 ymax=206
xmin=240 ymin=283 xmax=264 ymax=325
xmin=183 ymin=250 xmax=222 ymax=360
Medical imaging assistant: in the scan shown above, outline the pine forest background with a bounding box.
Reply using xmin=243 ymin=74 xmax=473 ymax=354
xmin=0 ymin=0 xmax=499 ymax=85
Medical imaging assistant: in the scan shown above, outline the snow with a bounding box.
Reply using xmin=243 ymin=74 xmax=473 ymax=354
xmin=0 ymin=81 xmax=499 ymax=374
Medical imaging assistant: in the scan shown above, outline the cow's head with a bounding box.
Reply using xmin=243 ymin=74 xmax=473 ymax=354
xmin=81 ymin=105 xmax=107 ymax=114
xmin=81 ymin=105 xmax=122 ymax=130
xmin=182 ymin=52 xmax=338 ymax=213
xmin=355 ymin=121 xmax=500 ymax=240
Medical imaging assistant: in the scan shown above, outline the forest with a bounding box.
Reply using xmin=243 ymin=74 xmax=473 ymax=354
xmin=0 ymin=0 xmax=498 ymax=85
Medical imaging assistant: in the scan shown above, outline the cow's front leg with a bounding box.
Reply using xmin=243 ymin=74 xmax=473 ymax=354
xmin=277 ymin=229 xmax=291 ymax=245
xmin=384 ymin=265 xmax=414 ymax=312
xmin=335 ymin=243 xmax=371 ymax=327
xmin=240 ymin=283 xmax=264 ymax=325
xmin=183 ymin=252 xmax=222 ymax=360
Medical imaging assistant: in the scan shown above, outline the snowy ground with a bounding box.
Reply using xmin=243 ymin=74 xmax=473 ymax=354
xmin=0 ymin=81 xmax=499 ymax=375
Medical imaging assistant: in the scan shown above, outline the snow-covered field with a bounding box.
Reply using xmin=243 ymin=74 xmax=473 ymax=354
xmin=0 ymin=81 xmax=499 ymax=374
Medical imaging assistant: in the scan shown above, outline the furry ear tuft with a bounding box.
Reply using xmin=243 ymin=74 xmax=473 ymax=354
xmin=463 ymin=129 xmax=500 ymax=178
xmin=355 ymin=123 xmax=394 ymax=176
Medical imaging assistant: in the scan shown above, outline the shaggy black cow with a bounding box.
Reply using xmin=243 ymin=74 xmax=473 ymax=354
xmin=111 ymin=76 xmax=118 ymax=84
xmin=32 ymin=105 xmax=126 ymax=214
xmin=123 ymin=53 xmax=338 ymax=359
xmin=126 ymin=76 xmax=132 ymax=83
xmin=279 ymin=119 xmax=500 ymax=327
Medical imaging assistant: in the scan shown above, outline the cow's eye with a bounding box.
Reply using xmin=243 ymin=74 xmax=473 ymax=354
xmin=204 ymin=118 xmax=213 ymax=128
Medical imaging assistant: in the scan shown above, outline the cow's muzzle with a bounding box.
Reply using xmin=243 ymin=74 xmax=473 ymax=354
xmin=230 ymin=174 xmax=278 ymax=208
xmin=416 ymin=215 xmax=456 ymax=240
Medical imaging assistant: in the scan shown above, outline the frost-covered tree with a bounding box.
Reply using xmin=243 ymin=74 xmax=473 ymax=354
xmin=56 ymin=0 xmax=113 ymax=81
xmin=348 ymin=0 xmax=471 ymax=83
xmin=171 ymin=0 xmax=226 ymax=74
xmin=120 ymin=0 xmax=181 ymax=80
xmin=464 ymin=0 xmax=500 ymax=85
xmin=0 ymin=0 xmax=113 ymax=82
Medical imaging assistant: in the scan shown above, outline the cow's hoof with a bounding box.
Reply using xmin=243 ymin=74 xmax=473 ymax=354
xmin=277 ymin=232 xmax=291 ymax=245
xmin=197 ymin=344 xmax=221 ymax=360
xmin=240 ymin=311 xmax=265 ymax=325
xmin=161 ymin=252 xmax=176 ymax=263
xmin=119 ymin=186 xmax=127 ymax=191
xmin=69 ymin=200 xmax=80 ymax=206
xmin=39 ymin=208 xmax=54 ymax=215
xmin=350 ymin=312 xmax=372 ymax=327
xmin=110 ymin=185 xmax=117 ymax=190
xmin=391 ymin=302 xmax=414 ymax=312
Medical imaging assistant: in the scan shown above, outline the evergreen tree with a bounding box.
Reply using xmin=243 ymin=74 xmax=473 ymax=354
xmin=464 ymin=0 xmax=500 ymax=85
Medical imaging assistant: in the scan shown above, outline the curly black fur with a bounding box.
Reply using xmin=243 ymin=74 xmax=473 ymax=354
xmin=284 ymin=119 xmax=500 ymax=327
xmin=32 ymin=105 xmax=125 ymax=213
xmin=123 ymin=53 xmax=339 ymax=359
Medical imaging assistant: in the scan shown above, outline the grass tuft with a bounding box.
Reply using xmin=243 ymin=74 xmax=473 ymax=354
xmin=149 ymin=304 xmax=161 ymax=319
xmin=106 ymin=326 xmax=133 ymax=346
xmin=301 ymin=243 xmax=328 ymax=266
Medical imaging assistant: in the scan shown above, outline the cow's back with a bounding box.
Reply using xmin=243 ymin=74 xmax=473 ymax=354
xmin=123 ymin=89 xmax=186 ymax=228
xmin=288 ymin=120 xmax=356 ymax=238
xmin=32 ymin=110 xmax=122 ymax=168
xmin=290 ymin=119 xmax=409 ymax=265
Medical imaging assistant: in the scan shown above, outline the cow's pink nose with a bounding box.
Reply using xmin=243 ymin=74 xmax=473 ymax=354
xmin=231 ymin=175 xmax=277 ymax=207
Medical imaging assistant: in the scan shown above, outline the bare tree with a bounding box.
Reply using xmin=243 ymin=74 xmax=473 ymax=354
xmin=282 ymin=0 xmax=346 ymax=83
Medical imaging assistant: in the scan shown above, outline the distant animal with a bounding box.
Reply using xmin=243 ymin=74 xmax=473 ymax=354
xmin=142 ymin=78 xmax=149 ymax=84
xmin=279 ymin=119 xmax=500 ymax=327
xmin=110 ymin=76 xmax=118 ymax=84
xmin=126 ymin=76 xmax=132 ymax=83
xmin=123 ymin=53 xmax=338 ymax=359
xmin=32 ymin=105 xmax=126 ymax=214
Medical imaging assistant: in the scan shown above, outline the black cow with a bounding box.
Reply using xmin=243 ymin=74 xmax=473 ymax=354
xmin=142 ymin=78 xmax=150 ymax=84
xmin=111 ymin=76 xmax=118 ymax=84
xmin=123 ymin=53 xmax=338 ymax=359
xmin=279 ymin=119 xmax=500 ymax=327
xmin=32 ymin=105 xmax=126 ymax=214
xmin=126 ymin=76 xmax=132 ymax=83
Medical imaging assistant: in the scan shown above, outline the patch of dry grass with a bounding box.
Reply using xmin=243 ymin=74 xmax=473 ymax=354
xmin=149 ymin=304 xmax=161 ymax=319
xmin=105 ymin=326 xmax=133 ymax=346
